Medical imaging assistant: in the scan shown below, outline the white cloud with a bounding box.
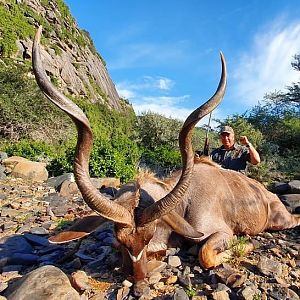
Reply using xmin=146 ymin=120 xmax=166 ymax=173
xmin=116 ymin=76 xmax=223 ymax=127
xmin=232 ymin=20 xmax=300 ymax=107
xmin=116 ymin=76 xmax=175 ymax=97
xmin=116 ymin=87 xmax=136 ymax=99
xmin=158 ymin=78 xmax=174 ymax=91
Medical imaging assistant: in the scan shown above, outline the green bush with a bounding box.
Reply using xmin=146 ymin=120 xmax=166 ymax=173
xmin=89 ymin=137 xmax=140 ymax=182
xmin=141 ymin=145 xmax=181 ymax=171
xmin=4 ymin=139 xmax=56 ymax=161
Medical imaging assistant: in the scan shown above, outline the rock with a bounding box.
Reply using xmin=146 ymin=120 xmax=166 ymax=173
xmin=257 ymin=257 xmax=283 ymax=277
xmin=0 ymin=165 xmax=6 ymax=179
xmin=11 ymin=160 xmax=48 ymax=182
xmin=165 ymin=275 xmax=178 ymax=285
xmin=29 ymin=227 xmax=49 ymax=235
xmin=173 ymin=288 xmax=189 ymax=300
xmin=116 ymin=286 xmax=130 ymax=300
xmin=288 ymin=180 xmax=300 ymax=194
xmin=147 ymin=259 xmax=167 ymax=275
xmin=2 ymin=156 xmax=28 ymax=169
xmin=47 ymin=173 xmax=75 ymax=190
xmin=42 ymin=193 xmax=71 ymax=216
xmin=214 ymin=264 xmax=247 ymax=288
xmin=168 ymin=255 xmax=182 ymax=268
xmin=279 ymin=194 xmax=300 ymax=212
xmin=90 ymin=177 xmax=121 ymax=189
xmin=273 ymin=182 xmax=290 ymax=194
xmin=268 ymin=285 xmax=300 ymax=300
xmin=4 ymin=265 xmax=80 ymax=300
xmin=210 ymin=290 xmax=230 ymax=300
xmin=236 ymin=283 xmax=260 ymax=300
xmin=178 ymin=274 xmax=192 ymax=289
xmin=133 ymin=280 xmax=151 ymax=298
xmin=70 ymin=270 xmax=90 ymax=292
xmin=58 ymin=180 xmax=80 ymax=198
xmin=122 ymin=280 xmax=133 ymax=288
xmin=148 ymin=272 xmax=162 ymax=285
xmin=0 ymin=282 xmax=8 ymax=293
xmin=0 ymin=152 xmax=8 ymax=162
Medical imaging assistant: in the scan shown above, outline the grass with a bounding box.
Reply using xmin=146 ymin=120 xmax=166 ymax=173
xmin=184 ymin=286 xmax=197 ymax=297
xmin=55 ymin=218 xmax=74 ymax=230
xmin=225 ymin=235 xmax=250 ymax=265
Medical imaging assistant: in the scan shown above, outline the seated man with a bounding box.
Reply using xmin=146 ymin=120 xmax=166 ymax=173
xmin=210 ymin=125 xmax=260 ymax=172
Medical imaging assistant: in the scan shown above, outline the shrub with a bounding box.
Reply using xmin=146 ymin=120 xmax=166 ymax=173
xmin=4 ymin=139 xmax=56 ymax=162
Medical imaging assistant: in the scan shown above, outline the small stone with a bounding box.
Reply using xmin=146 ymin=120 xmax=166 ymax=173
xmin=116 ymin=286 xmax=130 ymax=300
xmin=173 ymin=288 xmax=189 ymax=300
xmin=168 ymin=255 xmax=181 ymax=267
xmin=122 ymin=279 xmax=133 ymax=288
xmin=211 ymin=290 xmax=230 ymax=300
xmin=0 ymin=282 xmax=8 ymax=293
xmin=133 ymin=280 xmax=151 ymax=298
xmin=148 ymin=272 xmax=162 ymax=285
xmin=236 ymin=284 xmax=260 ymax=300
xmin=178 ymin=274 xmax=192 ymax=289
xmin=165 ymin=275 xmax=178 ymax=285
xmin=257 ymin=257 xmax=283 ymax=277
xmin=153 ymin=281 xmax=164 ymax=290
xmin=147 ymin=259 xmax=167 ymax=275
xmin=70 ymin=270 xmax=90 ymax=292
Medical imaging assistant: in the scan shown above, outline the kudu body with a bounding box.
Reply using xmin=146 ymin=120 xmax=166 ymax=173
xmin=32 ymin=26 xmax=299 ymax=283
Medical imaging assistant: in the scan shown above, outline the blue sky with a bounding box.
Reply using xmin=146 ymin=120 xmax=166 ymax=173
xmin=64 ymin=0 xmax=300 ymax=127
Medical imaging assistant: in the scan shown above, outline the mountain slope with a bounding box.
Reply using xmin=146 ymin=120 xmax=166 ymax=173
xmin=0 ymin=0 xmax=125 ymax=111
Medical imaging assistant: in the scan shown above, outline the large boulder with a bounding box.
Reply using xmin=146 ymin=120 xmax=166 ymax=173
xmin=11 ymin=161 xmax=48 ymax=182
xmin=2 ymin=156 xmax=28 ymax=170
xmin=3 ymin=156 xmax=48 ymax=182
xmin=4 ymin=265 xmax=80 ymax=300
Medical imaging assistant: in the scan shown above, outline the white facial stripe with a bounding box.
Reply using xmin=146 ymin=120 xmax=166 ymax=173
xmin=127 ymin=247 xmax=145 ymax=262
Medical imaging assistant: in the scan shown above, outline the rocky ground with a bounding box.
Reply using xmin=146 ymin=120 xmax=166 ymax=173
xmin=0 ymin=176 xmax=300 ymax=300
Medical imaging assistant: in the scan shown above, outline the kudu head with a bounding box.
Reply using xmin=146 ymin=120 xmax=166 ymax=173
xmin=32 ymin=26 xmax=227 ymax=282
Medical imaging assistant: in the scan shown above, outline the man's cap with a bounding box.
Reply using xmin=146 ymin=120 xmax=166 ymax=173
xmin=219 ymin=125 xmax=234 ymax=134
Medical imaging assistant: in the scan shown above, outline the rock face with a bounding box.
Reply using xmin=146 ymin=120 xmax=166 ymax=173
xmin=12 ymin=0 xmax=124 ymax=112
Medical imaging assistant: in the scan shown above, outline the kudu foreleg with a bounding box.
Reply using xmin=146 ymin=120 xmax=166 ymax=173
xmin=198 ymin=231 xmax=255 ymax=269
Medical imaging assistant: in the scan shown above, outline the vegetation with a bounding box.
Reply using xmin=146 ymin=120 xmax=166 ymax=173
xmin=55 ymin=218 xmax=74 ymax=230
xmin=0 ymin=58 xmax=138 ymax=182
xmin=136 ymin=112 xmax=219 ymax=174
xmin=184 ymin=286 xmax=197 ymax=297
xmin=228 ymin=236 xmax=249 ymax=258
xmin=0 ymin=60 xmax=139 ymax=182
xmin=0 ymin=59 xmax=72 ymax=143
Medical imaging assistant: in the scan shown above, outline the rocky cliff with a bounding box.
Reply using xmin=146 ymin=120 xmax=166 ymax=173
xmin=1 ymin=0 xmax=124 ymax=111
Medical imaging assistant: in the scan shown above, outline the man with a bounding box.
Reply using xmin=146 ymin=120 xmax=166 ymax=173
xmin=210 ymin=125 xmax=261 ymax=172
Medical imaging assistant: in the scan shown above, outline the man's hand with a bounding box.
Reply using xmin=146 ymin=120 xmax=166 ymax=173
xmin=240 ymin=136 xmax=250 ymax=146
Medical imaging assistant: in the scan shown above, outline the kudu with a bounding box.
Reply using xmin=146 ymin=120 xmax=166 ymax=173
xmin=32 ymin=26 xmax=299 ymax=283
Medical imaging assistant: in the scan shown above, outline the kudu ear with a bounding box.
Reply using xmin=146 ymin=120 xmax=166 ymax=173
xmin=162 ymin=211 xmax=204 ymax=240
xmin=49 ymin=214 xmax=106 ymax=244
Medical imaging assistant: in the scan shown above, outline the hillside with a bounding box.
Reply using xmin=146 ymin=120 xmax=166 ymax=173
xmin=0 ymin=0 xmax=125 ymax=111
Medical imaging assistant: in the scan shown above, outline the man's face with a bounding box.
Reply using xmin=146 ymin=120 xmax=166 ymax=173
xmin=220 ymin=132 xmax=235 ymax=149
